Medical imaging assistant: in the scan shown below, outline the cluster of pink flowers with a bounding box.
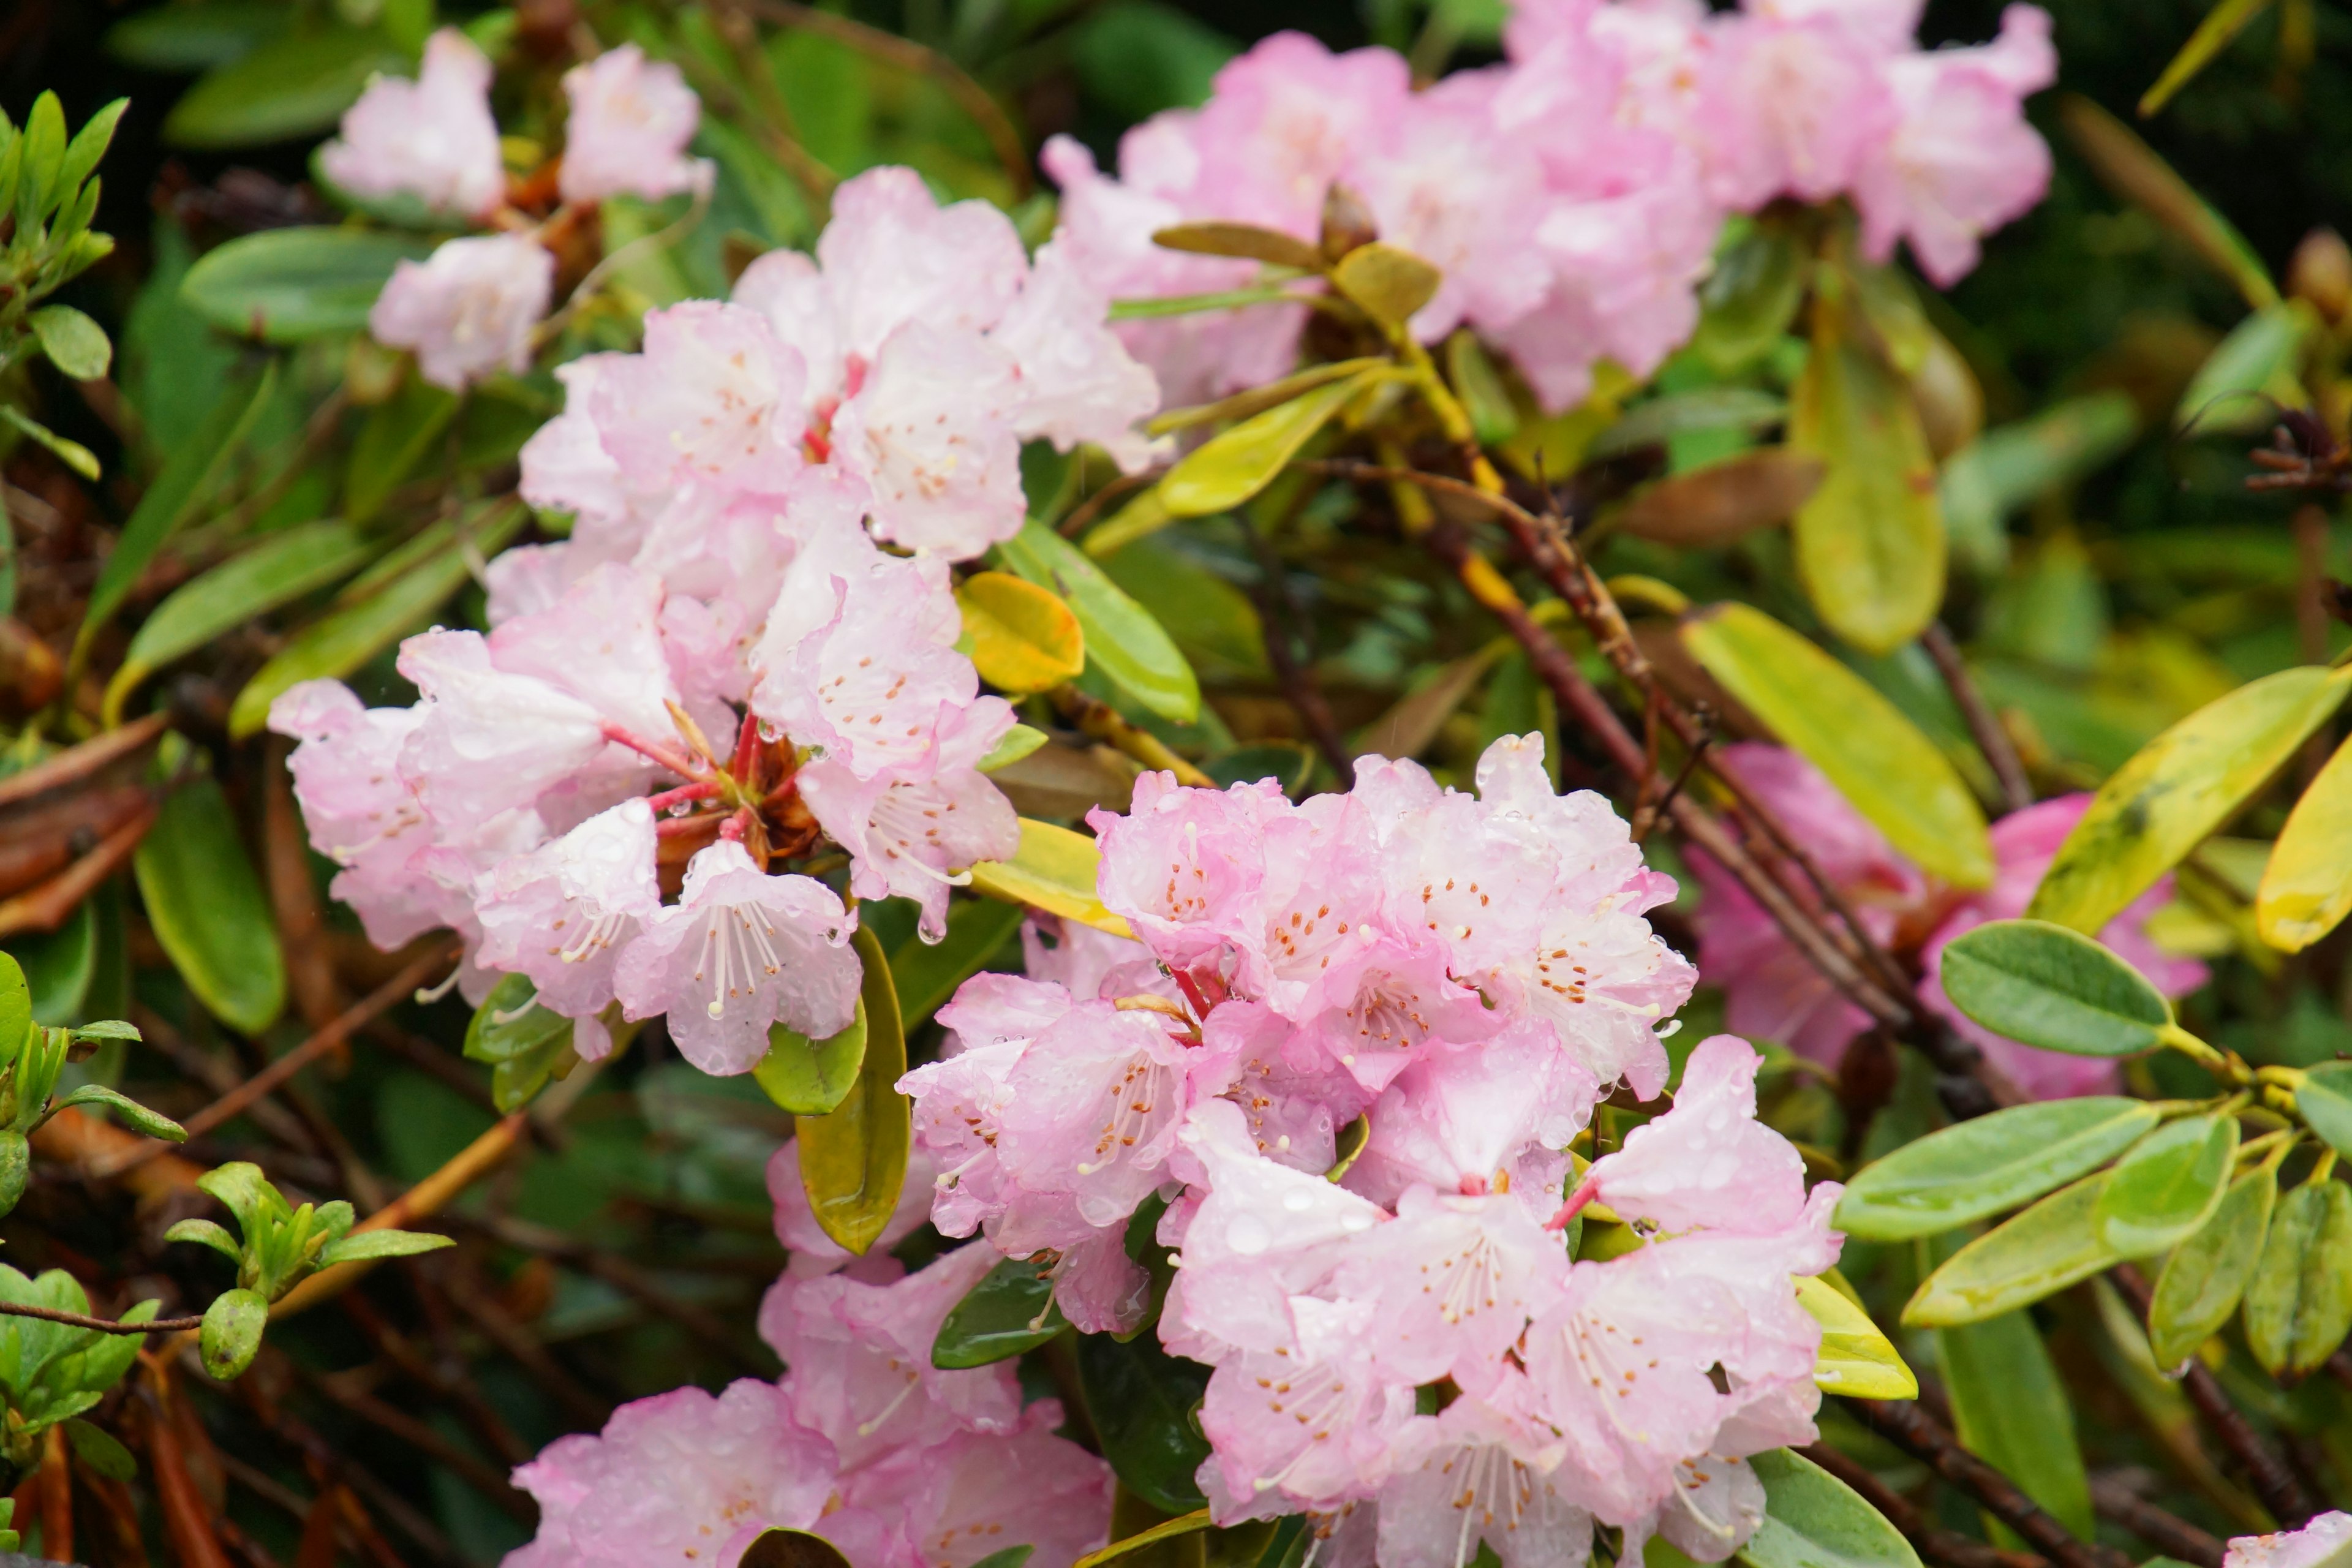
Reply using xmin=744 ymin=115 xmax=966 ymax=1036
xmin=1687 ymin=744 xmax=2209 ymax=1101
xmin=1047 ymin=0 xmax=2054 ymax=409
xmin=902 ymin=737 xmax=1846 ymax=1562
xmin=505 ymin=1173 xmax=1110 ymax=1568
xmin=333 ymin=30 xmax=710 ymax=389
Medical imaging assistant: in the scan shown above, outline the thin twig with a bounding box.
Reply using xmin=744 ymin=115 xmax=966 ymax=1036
xmin=1849 ymin=1398 xmax=2128 ymax=1568
xmin=1238 ymin=516 xmax=1351 ymax=778
xmin=1922 ymin=623 xmax=2034 ymax=815
xmin=0 ymin=1300 xmax=202 ymax=1334
xmin=2090 ymin=1473 xmax=2226 ymax=1568
xmin=293 ymin=1364 xmax=535 ymax=1525
xmin=1800 ymin=1442 xmax=2048 ymax=1568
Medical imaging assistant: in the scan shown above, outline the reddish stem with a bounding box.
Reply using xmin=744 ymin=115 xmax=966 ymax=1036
xmin=598 ymin=720 xmax=704 ymax=780
xmin=1544 ymin=1177 xmax=1599 ymax=1232
xmin=645 ymin=780 xmax=721 ymax=814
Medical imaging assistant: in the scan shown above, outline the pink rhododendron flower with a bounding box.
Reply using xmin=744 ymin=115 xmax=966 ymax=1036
xmin=768 ymin=1137 xmax=938 ymax=1281
xmin=2225 ymin=1513 xmax=2352 ymax=1568
xmin=321 ymin=28 xmax=504 ymax=222
xmin=1374 ymin=1382 xmax=1594 ymax=1568
xmin=268 ymin=682 xmax=443 ymax=950
xmin=592 ymin=301 xmax=807 ymax=498
xmin=369 ymin=233 xmax=553 ymax=391
xmin=558 ymin=45 xmax=712 ymax=205
xmin=471 ymin=798 xmax=659 ymax=1054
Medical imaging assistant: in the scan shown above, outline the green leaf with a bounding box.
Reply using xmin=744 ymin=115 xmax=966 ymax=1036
xmin=970 ymin=1550 xmax=1035 ymax=1568
xmin=979 ymin=724 xmax=1049 ymax=774
xmin=753 ymin=1000 xmax=869 ymax=1117
xmin=997 ymin=521 xmax=1199 ymax=724
xmin=1938 ymin=919 xmax=2174 ymax=1058
xmin=968 ymin=818 xmax=1133 ymax=938
xmin=1446 ymin=331 xmax=1519 ymax=447
xmin=1835 ymin=1098 xmax=2160 ymax=1241
xmin=2149 ymin=1163 xmax=2276 ymax=1368
xmin=2257 ymin=731 xmax=2352 ymax=952
xmin=932 ymin=1255 xmax=1070 ymax=1368
xmin=56 ymin=99 xmax=128 ymax=203
xmin=2296 ymin=1063 xmax=2352 ymax=1161
xmin=2174 ymin=300 xmax=2316 ymax=435
xmin=50 ymin=1085 xmax=186 ymax=1143
xmin=316 ymin=1228 xmax=454 ymax=1265
xmin=1077 ymin=1330 xmax=1212 ymax=1515
xmin=2058 ymin=96 xmax=2277 ymax=312
xmin=1681 ymin=603 xmax=1991 ymax=888
xmin=737 ymin=1529 xmax=856 ymax=1568
xmin=1147 ymin=360 xmax=1389 ymax=439
xmin=1738 ymin=1449 xmax=1920 ymax=1568
xmin=2242 ymin=1178 xmax=2352 ymax=1378
xmin=0 ymin=407 xmax=99 ymax=481
xmin=1939 ymin=1310 xmax=2095 ymax=1545
xmin=164 ymin=27 xmax=412 ymax=148
xmin=1150 ymin=222 xmax=1324 ymax=271
xmin=1904 ymin=1170 xmax=2125 ymax=1327
xmin=1330 ymin=243 xmax=1441 ymax=328
xmin=1202 ymin=742 xmax=1316 ymax=797
xmin=1938 ymin=393 xmax=2140 ymax=572
xmin=1589 ymin=388 xmax=1790 ymax=461
xmin=16 ymin=94 xmax=64 ymax=229
xmin=1093 ymin=535 xmax=1269 ymax=687
xmin=77 ymin=361 xmax=276 ymax=656
xmin=1158 ymin=373 xmax=1371 ymax=519
xmin=2027 ymin=665 xmax=2352 ymax=934
xmin=1789 ymin=288 xmax=1946 ymax=654
xmin=181 ymin=227 xmax=435 ymax=342
xmin=65 ymin=1019 xmax=138 ymax=1044
xmin=134 ymin=778 xmax=287 ymax=1036
xmin=163 ymin=1218 xmax=243 ymax=1262
xmin=1076 ymin=1512 xmax=1213 ymax=1568
xmin=2141 ymin=0 xmax=2277 ymax=115
xmin=2093 ymin=1112 xmax=2236 ymax=1254
xmin=795 ymin=927 xmax=911 ymax=1256
xmin=892 ymin=897 xmax=1025 ymax=1033
xmin=345 ymin=376 xmax=460 ymax=524
xmin=29 ymin=305 xmax=111 ymax=380
xmin=462 ymin=976 xmax=578 ymax=1113
xmin=1795 ymin=1275 xmax=1918 ymax=1400
xmin=0 ymin=953 xmax=29 ymax=1061
xmin=107 ymin=520 xmax=380 ymax=722
xmin=1692 ymin=224 xmax=1807 ymax=375
xmin=107 ymin=4 xmax=288 ymax=70
xmin=959 ymin=571 xmax=1087 ymax=695
xmin=199 ymin=1288 xmax=268 ymax=1380
xmin=64 ymin=1418 xmax=135 ymax=1483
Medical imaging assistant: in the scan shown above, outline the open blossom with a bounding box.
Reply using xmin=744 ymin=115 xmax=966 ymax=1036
xmin=559 ymin=45 xmax=712 ymax=205
xmin=2225 ymin=1513 xmax=2352 ymax=1568
xmin=1689 ymin=745 xmax=2207 ymax=1098
xmin=471 ymin=798 xmax=658 ymax=1057
xmin=369 ymin=233 xmax=553 ymax=391
xmin=320 ymin=28 xmax=504 ymax=222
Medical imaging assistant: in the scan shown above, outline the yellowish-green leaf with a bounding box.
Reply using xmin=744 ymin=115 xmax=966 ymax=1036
xmin=2149 ymin=1162 xmax=2276 ymax=1368
xmin=2141 ymin=0 xmax=2279 ymax=118
xmin=957 ymin=571 xmax=1085 ymax=695
xmin=1330 ymin=242 xmax=1441 ymax=328
xmin=1796 ymin=1273 xmax=1918 ymax=1398
xmin=1146 ymin=358 xmax=1386 ymax=438
xmin=2027 ymin=664 xmax=2352 ymax=934
xmin=1159 ymin=373 xmax=1371 ymax=518
xmin=795 ymin=926 xmax=910 ymax=1256
xmin=1150 ymin=222 xmax=1324 ymax=271
xmin=978 ymin=723 xmax=1049 ymax=773
xmin=1073 ymin=1511 xmax=1213 ymax=1568
xmin=2256 ymin=731 xmax=2352 ymax=952
xmin=1904 ymin=1170 xmax=2125 ymax=1327
xmin=1081 ymin=488 xmax=1175 ymax=559
xmin=2059 ymin=95 xmax=2278 ymax=311
xmin=1789 ymin=290 xmax=1946 ymax=654
xmin=2242 ymin=1178 xmax=2352 ymax=1378
xmin=967 ymin=819 xmax=1134 ymax=939
xmin=1446 ymin=330 xmax=1519 ymax=447
xmin=996 ymin=521 xmax=1199 ymax=724
xmin=752 ymin=998 xmax=868 ymax=1117
xmin=2174 ymin=300 xmax=2315 ymax=436
xmin=1683 ymin=602 xmax=1991 ymax=888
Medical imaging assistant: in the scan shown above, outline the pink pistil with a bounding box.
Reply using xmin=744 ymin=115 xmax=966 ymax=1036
xmin=1544 ymin=1177 xmax=1600 ymax=1232
xmin=598 ymin=719 xmax=706 ymax=780
xmin=646 ymin=780 xmax=721 ymax=814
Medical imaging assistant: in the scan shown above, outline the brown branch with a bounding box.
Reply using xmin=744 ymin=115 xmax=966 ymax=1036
xmin=2111 ymin=1264 xmax=2314 ymax=1528
xmin=1848 ymin=1398 xmax=2127 ymax=1568
xmin=1801 ymin=1442 xmax=2048 ymax=1568
xmin=1054 ymin=685 xmax=1215 ymax=788
xmin=0 ymin=1300 xmax=202 ymax=1334
xmin=1239 ymin=516 xmax=1352 ymax=779
xmin=2090 ymin=1473 xmax=2226 ymax=1568
xmin=1921 ymin=623 xmax=2034 ymax=815
xmin=0 ymin=798 xmax=159 ymax=938
xmin=0 ymin=712 xmax=168 ymax=810
xmin=294 ymin=1365 xmax=535 ymax=1525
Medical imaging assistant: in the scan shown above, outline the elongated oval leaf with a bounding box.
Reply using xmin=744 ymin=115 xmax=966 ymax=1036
xmin=1939 ymin=919 xmax=2173 ymax=1057
xmin=2242 ymin=1179 xmax=2352 ymax=1378
xmin=2257 ymin=732 xmax=2352 ymax=952
xmin=1836 ymin=1098 xmax=2158 ymax=1240
xmin=1789 ymin=290 xmax=1945 ymax=655
xmin=1616 ymin=451 xmax=1825 ymax=548
xmin=1147 ymin=358 xmax=1387 ymax=439
xmin=30 ymin=305 xmax=110 ymax=380
xmin=1683 ymin=603 xmax=1991 ymax=888
xmin=2149 ymin=1163 xmax=2276 ymax=1368
xmin=200 ymin=1287 xmax=268 ymax=1380
xmin=754 ymin=998 xmax=869 ymax=1117
xmin=932 ymin=1255 xmax=1070 ymax=1368
xmin=1077 ymin=1330 xmax=1212 ymax=1515
xmin=1075 ymin=1512 xmax=1213 ymax=1568
xmin=2296 ymin=1062 xmax=2352 ymax=1161
xmin=1330 ymin=243 xmax=1441 ymax=328
xmin=1589 ymin=388 xmax=1790 ymax=461
xmin=2140 ymin=0 xmax=2279 ymax=117
xmin=1938 ymin=1310 xmax=2094 ymax=1542
xmin=2093 ymin=1112 xmax=2236 ymax=1254
xmin=1738 ymin=1449 xmax=1920 ymax=1568
xmin=959 ymin=571 xmax=1086 ymax=695
xmin=163 ymin=27 xmax=410 ymax=148
xmin=2027 ymin=665 xmax=2352 ymax=933
xmin=1692 ymin=224 xmax=1806 ymax=374
xmin=181 ymin=227 xmax=434 ymax=342
xmin=1904 ymin=1170 xmax=2125 ymax=1327
xmin=796 ymin=927 xmax=910 ymax=1255
xmin=1795 ymin=1275 xmax=1918 ymax=1399
xmin=345 ymin=377 xmax=460 ymax=524
xmin=968 ymin=819 xmax=1134 ymax=939
xmin=996 ymin=522 xmax=1199 ymax=724
xmin=0 ymin=954 xmax=28 ymax=1060
xmin=979 ymin=723 xmax=1049 ymax=774
xmin=2057 ymin=96 xmax=2277 ymax=311
xmin=1150 ymin=222 xmax=1325 ymax=271
xmin=2174 ymin=300 xmax=2315 ymax=435
xmin=133 ymin=778 xmax=286 ymax=1036
xmin=1159 ymin=372 xmax=1369 ymax=519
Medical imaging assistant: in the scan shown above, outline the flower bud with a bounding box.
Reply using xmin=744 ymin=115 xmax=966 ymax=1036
xmin=2288 ymin=228 xmax=2352 ymax=325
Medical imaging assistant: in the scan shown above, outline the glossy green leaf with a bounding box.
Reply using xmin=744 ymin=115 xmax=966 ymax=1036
xmin=133 ymin=778 xmax=287 ymax=1036
xmin=1147 ymin=358 xmax=1387 ymax=439
xmin=315 ymin=1228 xmax=454 ymax=1265
xmin=1590 ymin=388 xmax=1790 ymax=460
xmin=2141 ymin=0 xmax=2277 ymax=115
xmin=796 ymin=927 xmax=910 ymax=1256
xmin=1692 ymin=223 xmax=1807 ymax=375
xmin=2174 ymin=300 xmax=2316 ymax=435
xmin=56 ymin=98 xmax=127 ymax=203
xmin=462 ymin=975 xmax=579 ymax=1113
xmin=200 ymin=1287 xmax=267 ymax=1379
xmin=1789 ymin=289 xmax=1946 ymax=654
xmin=979 ymin=724 xmax=1049 ymax=774
xmin=2244 ymin=1178 xmax=2352 ymax=1378
xmin=893 ymin=897 xmax=1025 ymax=1032
xmin=164 ymin=27 xmax=411 ymax=148
xmin=754 ymin=999 xmax=869 ymax=1117
xmin=932 ymin=1255 xmax=1070 ymax=1368
xmin=0 ymin=955 xmax=28 ymax=1061
xmin=2297 ymin=1063 xmax=2352 ymax=1161
xmin=15 ymin=94 xmax=64 ymax=228
xmin=738 ymin=1528 xmax=856 ymax=1568
xmin=0 ymin=408 xmax=98 ymax=481
xmin=346 ymin=377 xmax=460 ymax=524
xmin=2094 ymin=1112 xmax=2236 ymax=1254
xmin=7 ymin=903 xmax=96 ymax=1027
xmin=2027 ymin=665 xmax=2352 ymax=933
xmin=2149 ymin=1163 xmax=2276 ymax=1368
xmin=181 ymin=227 xmax=435 ymax=342
xmin=1159 ymin=373 xmax=1370 ymax=519
xmin=1446 ymin=331 xmax=1519 ymax=446
xmin=2257 ymin=731 xmax=2352 ymax=952
xmin=1904 ymin=1171 xmax=2125 ymax=1327
xmin=1795 ymin=1275 xmax=1918 ymax=1399
xmin=1077 ymin=1329 xmax=1213 ymax=1515
xmin=1330 ymin=243 xmax=1441 ymax=328
xmin=997 ymin=521 xmax=1199 ymax=724
xmin=1938 ymin=393 xmax=2139 ymax=573
xmin=1076 ymin=1512 xmax=1213 ymax=1568
xmin=1939 ymin=1310 xmax=2095 ymax=1544
xmin=1737 ymin=1449 xmax=1920 ymax=1568
xmin=968 ymin=818 xmax=1133 ymax=939
xmin=959 ymin=571 xmax=1087 ymax=694
xmin=1682 ymin=603 xmax=1991 ymax=888
xmin=1095 ymin=535 xmax=1269 ymax=686
xmin=64 ymin=1418 xmax=135 ymax=1483
xmin=29 ymin=305 xmax=110 ymax=380
xmin=1835 ymin=1098 xmax=2158 ymax=1240
xmin=1202 ymin=742 xmax=1317 ymax=797
xmin=1939 ymin=919 xmax=2174 ymax=1058
xmin=108 ymin=521 xmax=381 ymax=723
xmin=51 ymin=1086 xmax=186 ymax=1143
